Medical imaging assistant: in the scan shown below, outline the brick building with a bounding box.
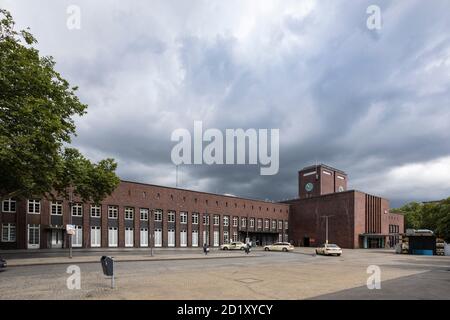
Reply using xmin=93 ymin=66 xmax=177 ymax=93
xmin=0 ymin=181 xmax=289 ymax=250
xmin=0 ymin=164 xmax=403 ymax=250
xmin=284 ymin=164 xmax=404 ymax=249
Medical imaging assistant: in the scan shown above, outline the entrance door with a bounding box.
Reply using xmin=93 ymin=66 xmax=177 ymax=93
xmin=51 ymin=230 xmax=63 ymax=248
xmin=154 ymin=229 xmax=162 ymax=247
xmin=303 ymin=237 xmax=310 ymax=247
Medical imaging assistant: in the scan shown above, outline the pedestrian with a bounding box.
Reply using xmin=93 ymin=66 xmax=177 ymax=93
xmin=245 ymin=242 xmax=250 ymax=254
xmin=203 ymin=243 xmax=209 ymax=255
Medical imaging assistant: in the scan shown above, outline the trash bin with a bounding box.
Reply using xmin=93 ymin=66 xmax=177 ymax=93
xmin=100 ymin=256 xmax=114 ymax=276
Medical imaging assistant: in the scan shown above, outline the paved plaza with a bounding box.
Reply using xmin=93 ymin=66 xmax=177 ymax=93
xmin=0 ymin=248 xmax=449 ymax=300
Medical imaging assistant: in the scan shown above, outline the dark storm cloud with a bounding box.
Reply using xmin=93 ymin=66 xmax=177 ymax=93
xmin=3 ymin=0 xmax=450 ymax=206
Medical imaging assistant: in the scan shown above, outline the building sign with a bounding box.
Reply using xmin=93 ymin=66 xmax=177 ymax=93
xmin=66 ymin=224 xmax=75 ymax=235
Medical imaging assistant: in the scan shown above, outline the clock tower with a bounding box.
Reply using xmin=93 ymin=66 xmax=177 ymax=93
xmin=298 ymin=164 xmax=348 ymax=198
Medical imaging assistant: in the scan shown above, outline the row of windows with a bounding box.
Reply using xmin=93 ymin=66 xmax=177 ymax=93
xmin=21 ymin=224 xmax=288 ymax=248
xmin=1 ymin=198 xmax=289 ymax=215
xmin=1 ymin=199 xmax=288 ymax=229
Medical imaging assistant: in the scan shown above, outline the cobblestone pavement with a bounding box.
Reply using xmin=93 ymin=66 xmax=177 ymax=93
xmin=0 ymin=248 xmax=449 ymax=300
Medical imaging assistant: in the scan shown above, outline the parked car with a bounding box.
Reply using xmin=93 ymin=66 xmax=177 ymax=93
xmin=315 ymin=243 xmax=342 ymax=256
xmin=0 ymin=257 xmax=6 ymax=271
xmin=221 ymin=241 xmax=246 ymax=250
xmin=264 ymin=242 xmax=294 ymax=252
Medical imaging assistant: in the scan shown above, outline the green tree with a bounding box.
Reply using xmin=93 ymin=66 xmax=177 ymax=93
xmin=393 ymin=199 xmax=450 ymax=242
xmin=0 ymin=9 xmax=119 ymax=203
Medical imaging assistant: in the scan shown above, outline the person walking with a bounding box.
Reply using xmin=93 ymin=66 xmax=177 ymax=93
xmin=203 ymin=243 xmax=209 ymax=255
xmin=245 ymin=242 xmax=251 ymax=255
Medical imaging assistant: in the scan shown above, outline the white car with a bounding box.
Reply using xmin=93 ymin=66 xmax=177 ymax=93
xmin=264 ymin=242 xmax=294 ymax=252
xmin=220 ymin=241 xmax=246 ymax=250
xmin=315 ymin=243 xmax=342 ymax=256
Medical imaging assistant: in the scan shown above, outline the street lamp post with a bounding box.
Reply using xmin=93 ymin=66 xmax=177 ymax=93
xmin=321 ymin=215 xmax=334 ymax=244
xmin=68 ymin=191 xmax=73 ymax=259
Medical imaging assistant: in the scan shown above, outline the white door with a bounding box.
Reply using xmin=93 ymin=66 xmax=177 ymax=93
xmin=213 ymin=231 xmax=219 ymax=247
xmin=72 ymin=226 xmax=82 ymax=248
xmin=91 ymin=227 xmax=101 ymax=247
xmin=125 ymin=228 xmax=134 ymax=247
xmin=140 ymin=228 xmax=148 ymax=247
xmin=180 ymin=230 xmax=187 ymax=247
xmin=168 ymin=229 xmax=175 ymax=247
xmin=192 ymin=230 xmax=198 ymax=247
xmin=51 ymin=230 xmax=63 ymax=248
xmin=27 ymin=224 xmax=40 ymax=249
xmin=154 ymin=229 xmax=162 ymax=247
xmin=108 ymin=228 xmax=118 ymax=247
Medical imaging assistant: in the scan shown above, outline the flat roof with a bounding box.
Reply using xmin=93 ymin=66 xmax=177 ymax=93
xmin=300 ymin=164 xmax=347 ymax=175
xmin=120 ymin=180 xmax=289 ymax=207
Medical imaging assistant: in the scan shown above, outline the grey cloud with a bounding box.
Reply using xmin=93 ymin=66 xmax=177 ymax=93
xmin=3 ymin=0 xmax=450 ymax=207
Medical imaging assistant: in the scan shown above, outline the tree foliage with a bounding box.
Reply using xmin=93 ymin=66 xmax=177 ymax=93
xmin=392 ymin=198 xmax=450 ymax=242
xmin=0 ymin=9 xmax=119 ymax=203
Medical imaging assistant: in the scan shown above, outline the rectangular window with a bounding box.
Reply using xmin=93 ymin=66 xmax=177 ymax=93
xmin=72 ymin=226 xmax=82 ymax=247
xmin=278 ymin=221 xmax=283 ymax=229
xmin=203 ymin=214 xmax=209 ymax=225
xmin=90 ymin=226 xmax=101 ymax=247
xmin=2 ymin=199 xmax=16 ymax=213
xmin=213 ymin=215 xmax=220 ymax=226
xmin=284 ymin=221 xmax=288 ymax=229
xmin=192 ymin=230 xmax=198 ymax=247
xmin=232 ymin=232 xmax=238 ymax=242
xmin=27 ymin=224 xmax=40 ymax=249
xmin=180 ymin=212 xmax=187 ymax=224
xmin=213 ymin=231 xmax=219 ymax=247
xmin=140 ymin=228 xmax=148 ymax=247
xmin=154 ymin=229 xmax=162 ymax=247
xmin=90 ymin=205 xmax=101 ymax=218
xmin=257 ymin=219 xmax=262 ymax=229
xmin=125 ymin=228 xmax=134 ymax=247
xmin=71 ymin=203 xmax=83 ymax=217
xmin=50 ymin=201 xmax=63 ymax=215
xmin=265 ymin=219 xmax=270 ymax=229
xmin=108 ymin=206 xmax=118 ymax=219
xmin=154 ymin=209 xmax=162 ymax=222
xmin=278 ymin=233 xmax=283 ymax=242
xmin=303 ymin=171 xmax=316 ymax=177
xmin=192 ymin=213 xmax=199 ymax=224
xmin=2 ymin=223 xmax=16 ymax=242
xmin=125 ymin=207 xmax=134 ymax=220
xmin=223 ymin=231 xmax=229 ymax=244
xmin=168 ymin=229 xmax=175 ymax=247
xmin=223 ymin=216 xmax=229 ymax=227
xmin=233 ymin=217 xmax=238 ymax=227
xmin=241 ymin=217 xmax=247 ymax=228
xmin=180 ymin=230 xmax=187 ymax=247
xmin=250 ymin=218 xmax=255 ymax=228
xmin=140 ymin=208 xmax=149 ymax=221
xmin=28 ymin=200 xmax=40 ymax=214
xmin=272 ymin=220 xmax=277 ymax=229
xmin=168 ymin=211 xmax=176 ymax=223
xmin=108 ymin=227 xmax=118 ymax=247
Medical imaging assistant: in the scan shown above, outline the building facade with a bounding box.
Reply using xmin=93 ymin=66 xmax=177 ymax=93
xmin=284 ymin=164 xmax=404 ymax=249
xmin=0 ymin=164 xmax=404 ymax=250
xmin=0 ymin=181 xmax=290 ymax=250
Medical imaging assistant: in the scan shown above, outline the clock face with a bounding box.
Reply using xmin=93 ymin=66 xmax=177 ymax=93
xmin=338 ymin=186 xmax=344 ymax=192
xmin=305 ymin=182 xmax=314 ymax=192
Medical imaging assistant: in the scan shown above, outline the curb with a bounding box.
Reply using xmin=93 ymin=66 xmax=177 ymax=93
xmin=7 ymin=254 xmax=263 ymax=267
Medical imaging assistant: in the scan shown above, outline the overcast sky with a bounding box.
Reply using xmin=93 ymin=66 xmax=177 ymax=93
xmin=3 ymin=0 xmax=450 ymax=207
